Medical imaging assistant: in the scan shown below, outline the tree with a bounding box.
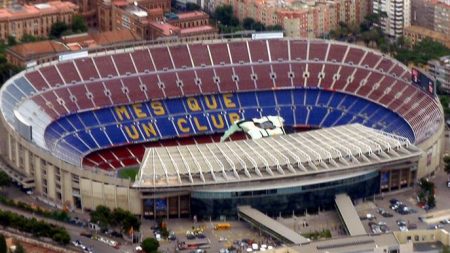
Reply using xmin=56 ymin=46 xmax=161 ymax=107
xmin=14 ymin=242 xmax=26 ymax=253
xmin=7 ymin=36 xmax=17 ymax=46
xmin=243 ymin=17 xmax=256 ymax=30
xmin=141 ymin=238 xmax=159 ymax=253
xmin=444 ymin=156 xmax=450 ymax=174
xmin=0 ymin=171 xmax=11 ymax=187
xmin=253 ymin=21 xmax=265 ymax=31
xmin=185 ymin=3 xmax=200 ymax=11
xmin=266 ymin=24 xmax=283 ymax=31
xmin=214 ymin=5 xmax=239 ymax=27
xmin=50 ymin=22 xmax=68 ymax=38
xmin=90 ymin=205 xmax=112 ymax=229
xmin=0 ymin=234 xmax=6 ymax=253
xmin=71 ymin=15 xmax=88 ymax=33
xmin=20 ymin=34 xmax=38 ymax=43
xmin=111 ymin=208 xmax=140 ymax=232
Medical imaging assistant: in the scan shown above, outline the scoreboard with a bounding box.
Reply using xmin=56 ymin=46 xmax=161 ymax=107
xmin=411 ymin=68 xmax=436 ymax=96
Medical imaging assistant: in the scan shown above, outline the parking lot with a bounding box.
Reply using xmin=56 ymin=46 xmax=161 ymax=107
xmin=143 ymin=219 xmax=274 ymax=253
xmin=355 ymin=186 xmax=450 ymax=235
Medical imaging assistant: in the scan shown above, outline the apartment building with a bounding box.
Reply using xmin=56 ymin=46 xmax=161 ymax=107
xmin=372 ymin=0 xmax=411 ymax=38
xmin=0 ymin=1 xmax=78 ymax=40
xmin=428 ymin=55 xmax=450 ymax=92
xmin=411 ymin=0 xmax=450 ymax=37
xmin=216 ymin=0 xmax=370 ymax=38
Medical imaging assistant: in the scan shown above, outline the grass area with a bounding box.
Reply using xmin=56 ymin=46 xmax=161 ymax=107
xmin=118 ymin=167 xmax=139 ymax=181
xmin=302 ymin=229 xmax=332 ymax=240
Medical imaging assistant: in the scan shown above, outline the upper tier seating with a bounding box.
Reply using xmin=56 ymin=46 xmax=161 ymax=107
xmin=2 ymin=39 xmax=442 ymax=169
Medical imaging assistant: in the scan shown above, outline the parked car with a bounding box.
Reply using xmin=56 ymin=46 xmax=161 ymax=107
xmin=407 ymin=223 xmax=417 ymax=230
xmin=440 ymin=219 xmax=450 ymax=224
xmin=396 ymin=220 xmax=407 ymax=226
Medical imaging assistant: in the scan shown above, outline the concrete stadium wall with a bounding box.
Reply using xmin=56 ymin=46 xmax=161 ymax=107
xmin=0 ymin=116 xmax=142 ymax=214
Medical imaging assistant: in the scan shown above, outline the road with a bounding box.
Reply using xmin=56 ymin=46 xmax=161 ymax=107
xmin=0 ymin=203 xmax=135 ymax=253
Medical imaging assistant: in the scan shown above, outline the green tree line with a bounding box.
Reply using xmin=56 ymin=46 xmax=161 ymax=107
xmin=0 ymin=209 xmax=70 ymax=245
xmin=90 ymin=205 xmax=140 ymax=233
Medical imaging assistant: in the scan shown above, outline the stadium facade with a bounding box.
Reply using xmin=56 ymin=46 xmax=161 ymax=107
xmin=0 ymin=38 xmax=444 ymax=219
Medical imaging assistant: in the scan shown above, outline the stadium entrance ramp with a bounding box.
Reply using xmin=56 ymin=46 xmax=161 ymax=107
xmin=237 ymin=205 xmax=310 ymax=245
xmin=335 ymin=194 xmax=366 ymax=236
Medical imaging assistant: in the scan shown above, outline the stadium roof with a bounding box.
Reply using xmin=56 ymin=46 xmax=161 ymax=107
xmin=133 ymin=124 xmax=422 ymax=188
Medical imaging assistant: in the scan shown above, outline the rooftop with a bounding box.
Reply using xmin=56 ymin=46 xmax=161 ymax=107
xmin=7 ymin=40 xmax=69 ymax=59
xmin=134 ymin=124 xmax=421 ymax=188
xmin=0 ymin=1 xmax=77 ymax=20
xmin=61 ymin=30 xmax=140 ymax=48
xmin=293 ymin=233 xmax=400 ymax=253
xmin=175 ymin=11 xmax=208 ymax=20
xmin=404 ymin=26 xmax=450 ymax=47
xmin=180 ymin=25 xmax=216 ymax=35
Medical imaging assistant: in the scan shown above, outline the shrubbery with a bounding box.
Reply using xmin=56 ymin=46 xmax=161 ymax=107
xmin=0 ymin=195 xmax=69 ymax=222
xmin=90 ymin=205 xmax=140 ymax=233
xmin=0 ymin=209 xmax=70 ymax=245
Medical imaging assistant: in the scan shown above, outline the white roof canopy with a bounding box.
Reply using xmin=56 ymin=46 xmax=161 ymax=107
xmin=133 ymin=124 xmax=422 ymax=188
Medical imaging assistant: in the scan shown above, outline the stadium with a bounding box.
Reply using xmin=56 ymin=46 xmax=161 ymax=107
xmin=0 ymin=37 xmax=445 ymax=219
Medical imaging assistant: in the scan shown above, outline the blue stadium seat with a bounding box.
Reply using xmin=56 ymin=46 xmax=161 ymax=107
xmin=43 ymin=88 xmax=416 ymax=160
xmin=165 ymin=99 xmax=186 ymax=115
xmin=80 ymin=111 xmax=99 ymax=127
xmin=334 ymin=112 xmax=354 ymax=126
xmin=328 ymin=93 xmax=345 ymax=107
xmin=293 ymin=89 xmax=306 ymax=106
xmin=257 ymin=92 xmax=276 ymax=106
xmin=308 ymin=107 xmax=328 ymax=127
xmin=58 ymin=117 xmax=76 ymax=132
xmin=95 ymin=108 xmax=118 ymax=124
xmin=77 ymin=131 xmax=99 ymax=149
xmin=279 ymin=106 xmax=295 ymax=125
xmin=156 ymin=118 xmax=177 ymax=137
xmin=104 ymin=125 xmax=128 ymax=144
xmin=243 ymin=108 xmax=261 ymax=120
xmin=275 ymin=90 xmax=293 ymax=105
xmin=305 ymin=89 xmax=319 ymax=106
xmin=316 ymin=91 xmax=331 ymax=106
xmin=15 ymin=77 xmax=36 ymax=95
xmin=238 ymin=92 xmax=258 ymax=107
xmin=90 ymin=128 xmax=111 ymax=147
xmin=67 ymin=114 xmax=85 ymax=130
xmin=321 ymin=109 xmax=342 ymax=127
xmin=65 ymin=134 xmax=90 ymax=153
xmin=294 ymin=105 xmax=308 ymax=125
xmin=338 ymin=95 xmax=356 ymax=110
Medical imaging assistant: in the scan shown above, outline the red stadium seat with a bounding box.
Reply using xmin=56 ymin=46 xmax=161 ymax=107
xmin=327 ymin=44 xmax=347 ymax=62
xmin=112 ymin=53 xmax=136 ymax=75
xmin=308 ymin=41 xmax=328 ymax=61
xmin=74 ymin=58 xmax=99 ymax=81
xmin=93 ymin=55 xmax=118 ymax=78
xmin=188 ymin=44 xmax=212 ymax=67
xmin=344 ymin=47 xmax=365 ymax=65
xmin=40 ymin=66 xmax=64 ymax=87
xmin=229 ymin=41 xmax=250 ymax=64
xmin=169 ymin=45 xmax=193 ymax=69
xmin=196 ymin=68 xmax=221 ymax=93
xmin=252 ymin=64 xmax=274 ymax=89
xmin=131 ymin=49 xmax=155 ymax=73
xmin=290 ymin=40 xmax=308 ymax=60
xmin=248 ymin=40 xmax=269 ymax=62
xmin=268 ymin=40 xmax=289 ymax=61
xmin=25 ymin=71 xmax=49 ymax=91
xmin=150 ymin=47 xmax=174 ymax=71
xmin=208 ymin=43 xmax=230 ymax=65
xmin=57 ymin=62 xmax=82 ymax=83
xmin=360 ymin=52 xmax=381 ymax=68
